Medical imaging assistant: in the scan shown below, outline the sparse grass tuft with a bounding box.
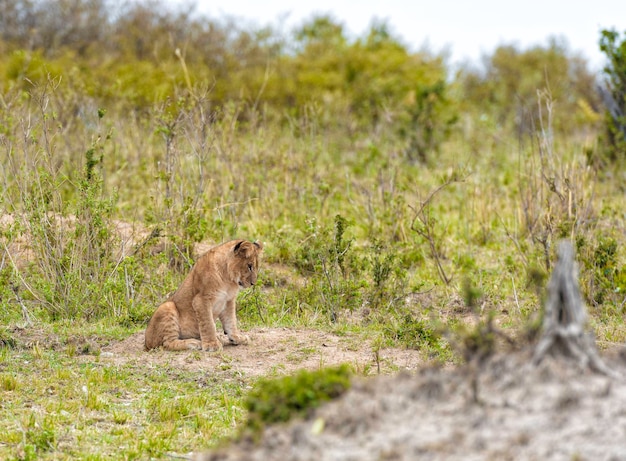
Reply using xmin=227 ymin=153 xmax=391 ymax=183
xmin=1 ymin=373 xmax=18 ymax=391
xmin=0 ymin=327 xmax=17 ymax=349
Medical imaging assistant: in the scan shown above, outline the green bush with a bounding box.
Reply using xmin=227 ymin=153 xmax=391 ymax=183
xmin=383 ymin=312 xmax=447 ymax=356
xmin=577 ymin=235 xmax=626 ymax=307
xmin=243 ymin=365 xmax=352 ymax=435
xmin=294 ymin=215 xmax=364 ymax=321
xmin=599 ymin=29 xmax=626 ymax=162
xmin=0 ymin=327 xmax=17 ymax=349
xmin=458 ymin=39 xmax=600 ymax=137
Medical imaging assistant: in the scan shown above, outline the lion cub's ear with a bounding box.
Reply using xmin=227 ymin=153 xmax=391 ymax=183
xmin=253 ymin=241 xmax=263 ymax=251
xmin=234 ymin=240 xmax=262 ymax=258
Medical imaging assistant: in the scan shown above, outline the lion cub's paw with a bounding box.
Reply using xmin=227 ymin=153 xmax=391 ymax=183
xmin=228 ymin=334 xmax=250 ymax=346
xmin=186 ymin=339 xmax=202 ymax=350
xmin=202 ymin=339 xmax=223 ymax=352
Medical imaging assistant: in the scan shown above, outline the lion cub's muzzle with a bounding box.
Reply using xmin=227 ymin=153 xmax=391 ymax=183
xmin=239 ymin=277 xmax=256 ymax=288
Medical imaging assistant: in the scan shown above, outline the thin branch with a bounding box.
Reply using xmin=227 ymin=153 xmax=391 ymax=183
xmin=409 ymin=174 xmax=468 ymax=285
xmin=12 ymin=282 xmax=32 ymax=326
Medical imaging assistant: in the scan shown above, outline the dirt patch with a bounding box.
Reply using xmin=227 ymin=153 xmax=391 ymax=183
xmin=100 ymin=327 xmax=423 ymax=377
xmin=198 ymin=350 xmax=626 ymax=461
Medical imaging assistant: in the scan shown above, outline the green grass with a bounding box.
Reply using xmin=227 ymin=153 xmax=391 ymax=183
xmin=0 ymin=343 xmax=247 ymax=460
xmin=243 ymin=365 xmax=352 ymax=437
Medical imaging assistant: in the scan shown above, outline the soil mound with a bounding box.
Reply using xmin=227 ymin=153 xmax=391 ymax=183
xmin=199 ymin=350 xmax=626 ymax=461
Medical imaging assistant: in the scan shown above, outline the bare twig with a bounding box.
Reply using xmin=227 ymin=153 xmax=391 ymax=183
xmin=252 ymin=60 xmax=272 ymax=114
xmin=409 ymin=174 xmax=467 ymax=285
xmin=11 ymin=282 xmax=32 ymax=326
xmin=1 ymin=240 xmax=44 ymax=315
xmin=511 ymin=276 xmax=521 ymax=315
xmin=496 ymin=213 xmax=528 ymax=267
xmin=518 ymin=91 xmax=597 ymax=272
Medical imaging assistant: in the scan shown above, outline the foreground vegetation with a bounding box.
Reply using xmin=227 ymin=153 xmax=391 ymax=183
xmin=0 ymin=336 xmax=247 ymax=459
xmin=1 ymin=1 xmax=626 ymax=459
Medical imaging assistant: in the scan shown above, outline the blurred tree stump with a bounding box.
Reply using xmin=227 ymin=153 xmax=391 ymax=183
xmin=533 ymin=240 xmax=619 ymax=377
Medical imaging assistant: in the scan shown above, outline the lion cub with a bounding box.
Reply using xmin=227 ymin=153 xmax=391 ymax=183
xmin=145 ymin=239 xmax=262 ymax=352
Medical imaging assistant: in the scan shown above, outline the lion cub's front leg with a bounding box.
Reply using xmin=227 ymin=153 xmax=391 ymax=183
xmin=192 ymin=294 xmax=223 ymax=352
xmin=219 ymin=298 xmax=250 ymax=345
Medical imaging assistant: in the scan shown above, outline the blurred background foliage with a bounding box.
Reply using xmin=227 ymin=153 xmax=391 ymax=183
xmin=0 ymin=0 xmax=609 ymax=154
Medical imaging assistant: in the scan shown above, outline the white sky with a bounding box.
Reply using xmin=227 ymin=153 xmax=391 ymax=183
xmin=187 ymin=0 xmax=626 ymax=71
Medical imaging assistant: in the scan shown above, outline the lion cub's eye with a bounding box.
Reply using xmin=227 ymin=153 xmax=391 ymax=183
xmin=248 ymin=263 xmax=253 ymax=272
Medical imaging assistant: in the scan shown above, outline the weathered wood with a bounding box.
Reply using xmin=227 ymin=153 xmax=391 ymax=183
xmin=533 ymin=240 xmax=619 ymax=377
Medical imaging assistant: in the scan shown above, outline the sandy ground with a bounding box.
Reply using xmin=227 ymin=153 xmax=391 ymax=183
xmin=101 ymin=327 xmax=424 ymax=377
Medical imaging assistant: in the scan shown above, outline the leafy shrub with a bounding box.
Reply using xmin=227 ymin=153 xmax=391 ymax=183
xmin=16 ymin=111 xmax=119 ymax=320
xmin=398 ymin=80 xmax=458 ymax=163
xmin=0 ymin=327 xmax=17 ymax=349
xmin=243 ymin=365 xmax=352 ymax=435
xmin=366 ymin=240 xmax=409 ymax=312
xmin=578 ymin=235 xmax=626 ymax=307
xmin=294 ymin=215 xmax=364 ymax=321
xmin=599 ymin=29 xmax=626 ymax=162
xmin=383 ymin=312 xmax=447 ymax=354
xmin=20 ymin=414 xmax=56 ymax=460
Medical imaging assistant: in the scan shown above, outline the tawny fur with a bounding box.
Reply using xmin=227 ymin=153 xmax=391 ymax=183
xmin=144 ymin=239 xmax=262 ymax=352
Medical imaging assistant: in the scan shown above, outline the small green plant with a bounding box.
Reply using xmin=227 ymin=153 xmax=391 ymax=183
xmin=383 ymin=312 xmax=448 ymax=358
xmin=21 ymin=413 xmax=56 ymax=458
xmin=295 ymin=215 xmax=353 ymax=276
xmin=1 ymin=373 xmax=18 ymax=391
xmin=113 ymin=411 xmax=130 ymax=425
xmin=83 ymin=386 xmax=108 ymax=411
xmin=455 ymin=312 xmax=498 ymax=363
xmin=295 ymin=215 xmax=363 ymax=322
xmin=366 ymin=240 xmax=408 ymax=312
xmin=452 ymin=277 xmax=517 ymax=366
xmin=0 ymin=327 xmax=17 ymax=349
xmin=462 ymin=276 xmax=483 ymax=311
xmin=577 ymin=235 xmax=626 ymax=307
xmin=243 ymin=365 xmax=352 ymax=435
xmin=152 ymin=396 xmax=192 ymax=422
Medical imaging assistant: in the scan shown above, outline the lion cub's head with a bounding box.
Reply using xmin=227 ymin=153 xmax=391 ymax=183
xmin=231 ymin=240 xmax=263 ymax=288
